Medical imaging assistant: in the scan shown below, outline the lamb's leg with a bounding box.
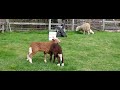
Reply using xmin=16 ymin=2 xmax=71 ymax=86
xmin=57 ymin=56 xmax=60 ymax=66
xmin=28 ymin=53 xmax=33 ymax=63
xmin=53 ymin=54 xmax=57 ymax=63
xmin=27 ymin=47 xmax=32 ymax=61
xmin=53 ymin=54 xmax=60 ymax=66
xmin=87 ymin=30 xmax=90 ymax=35
xmin=88 ymin=31 xmax=90 ymax=35
xmin=57 ymin=56 xmax=60 ymax=65
xmin=29 ymin=52 xmax=36 ymax=63
xmin=53 ymin=55 xmax=55 ymax=63
xmin=27 ymin=47 xmax=34 ymax=63
xmin=61 ymin=56 xmax=64 ymax=66
xmin=44 ymin=52 xmax=47 ymax=63
xmin=83 ymin=30 xmax=86 ymax=35
xmin=49 ymin=52 xmax=53 ymax=62
xmin=58 ymin=54 xmax=64 ymax=66
xmin=27 ymin=53 xmax=29 ymax=61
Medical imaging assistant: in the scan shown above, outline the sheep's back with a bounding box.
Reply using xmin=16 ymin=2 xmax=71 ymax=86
xmin=49 ymin=43 xmax=62 ymax=54
xmin=81 ymin=23 xmax=90 ymax=31
xmin=30 ymin=41 xmax=53 ymax=52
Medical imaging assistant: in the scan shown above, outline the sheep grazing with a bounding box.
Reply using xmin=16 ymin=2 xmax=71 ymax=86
xmin=49 ymin=43 xmax=64 ymax=66
xmin=26 ymin=38 xmax=60 ymax=63
xmin=76 ymin=23 xmax=94 ymax=35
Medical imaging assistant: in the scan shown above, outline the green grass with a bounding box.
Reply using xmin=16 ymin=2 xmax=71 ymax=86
xmin=0 ymin=30 xmax=120 ymax=71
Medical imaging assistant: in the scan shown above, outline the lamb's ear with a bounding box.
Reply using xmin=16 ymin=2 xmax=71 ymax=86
xmin=52 ymin=38 xmax=55 ymax=41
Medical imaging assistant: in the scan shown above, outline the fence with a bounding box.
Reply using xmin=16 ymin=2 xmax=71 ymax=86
xmin=103 ymin=19 xmax=120 ymax=31
xmin=1 ymin=19 xmax=120 ymax=32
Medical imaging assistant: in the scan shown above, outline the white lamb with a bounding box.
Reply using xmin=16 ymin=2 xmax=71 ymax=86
xmin=76 ymin=23 xmax=94 ymax=35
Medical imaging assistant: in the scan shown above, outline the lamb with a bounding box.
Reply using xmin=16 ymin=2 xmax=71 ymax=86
xmin=26 ymin=38 xmax=60 ymax=63
xmin=76 ymin=23 xmax=94 ymax=35
xmin=49 ymin=43 xmax=64 ymax=66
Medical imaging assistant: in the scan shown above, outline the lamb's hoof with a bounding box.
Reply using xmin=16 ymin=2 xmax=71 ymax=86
xmin=57 ymin=63 xmax=60 ymax=66
xmin=61 ymin=63 xmax=64 ymax=66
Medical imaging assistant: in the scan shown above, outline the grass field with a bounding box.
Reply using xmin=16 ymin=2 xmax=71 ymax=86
xmin=0 ymin=30 xmax=120 ymax=71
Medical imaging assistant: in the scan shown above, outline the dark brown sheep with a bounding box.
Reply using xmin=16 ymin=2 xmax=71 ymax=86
xmin=49 ymin=43 xmax=64 ymax=66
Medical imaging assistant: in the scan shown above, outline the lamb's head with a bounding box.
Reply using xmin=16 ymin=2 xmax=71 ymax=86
xmin=76 ymin=26 xmax=81 ymax=31
xmin=90 ymin=29 xmax=94 ymax=34
xmin=52 ymin=37 xmax=61 ymax=43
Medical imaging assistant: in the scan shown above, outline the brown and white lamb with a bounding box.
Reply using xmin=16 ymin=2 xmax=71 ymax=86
xmin=76 ymin=23 xmax=94 ymax=34
xmin=26 ymin=38 xmax=60 ymax=63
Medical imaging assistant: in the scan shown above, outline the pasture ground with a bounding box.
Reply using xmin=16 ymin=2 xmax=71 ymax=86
xmin=0 ymin=30 xmax=120 ymax=71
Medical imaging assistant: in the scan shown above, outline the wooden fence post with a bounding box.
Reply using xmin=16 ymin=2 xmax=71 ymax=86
xmin=102 ymin=19 xmax=105 ymax=31
xmin=72 ymin=19 xmax=74 ymax=31
xmin=6 ymin=19 xmax=12 ymax=32
xmin=48 ymin=19 xmax=51 ymax=31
